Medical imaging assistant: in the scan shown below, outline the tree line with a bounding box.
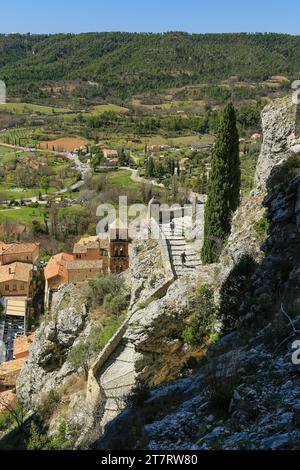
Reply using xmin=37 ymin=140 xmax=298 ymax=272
xmin=1 ymin=32 xmax=300 ymax=99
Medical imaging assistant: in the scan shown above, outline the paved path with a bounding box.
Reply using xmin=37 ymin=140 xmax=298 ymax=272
xmin=119 ymin=167 xmax=165 ymax=189
xmin=160 ymin=215 xmax=203 ymax=277
xmin=97 ymin=340 xmax=142 ymax=427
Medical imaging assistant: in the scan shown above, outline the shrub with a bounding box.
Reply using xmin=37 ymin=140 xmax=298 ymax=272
xmin=26 ymin=421 xmax=70 ymax=450
xmin=0 ymin=401 xmax=25 ymax=432
xmin=103 ymin=293 xmax=128 ymax=315
xmin=88 ymin=273 xmax=128 ymax=313
xmin=68 ymin=342 xmax=91 ymax=380
xmin=254 ymin=215 xmax=269 ymax=241
xmin=90 ymin=316 xmax=124 ymax=351
xmin=125 ymin=381 xmax=150 ymax=408
xmin=182 ymin=285 xmax=217 ymax=347
xmin=205 ymin=375 xmax=239 ymax=415
xmin=0 ymin=410 xmax=14 ymax=432
xmin=38 ymin=389 xmax=61 ymax=421
xmin=267 ymin=154 xmax=300 ymax=190
xmin=182 ymin=325 xmax=199 ymax=346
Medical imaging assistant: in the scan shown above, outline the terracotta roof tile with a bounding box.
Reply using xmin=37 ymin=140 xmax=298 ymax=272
xmin=44 ymin=253 xmax=74 ymax=281
xmin=0 ymin=262 xmax=33 ymax=283
xmin=0 ymin=358 xmax=25 ymax=376
xmin=0 ymin=242 xmax=39 ymax=255
xmin=73 ymin=236 xmax=109 ymax=254
xmin=13 ymin=334 xmax=35 ymax=358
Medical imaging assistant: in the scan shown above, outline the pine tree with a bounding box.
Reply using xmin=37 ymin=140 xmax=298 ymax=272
xmin=201 ymin=102 xmax=240 ymax=264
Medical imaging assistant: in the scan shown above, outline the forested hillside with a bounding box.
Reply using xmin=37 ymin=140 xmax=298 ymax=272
xmin=1 ymin=32 xmax=300 ymax=98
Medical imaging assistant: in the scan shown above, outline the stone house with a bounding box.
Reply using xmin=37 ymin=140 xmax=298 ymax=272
xmin=44 ymin=252 xmax=74 ymax=306
xmin=44 ymin=223 xmax=129 ymax=307
xmin=66 ymin=259 xmax=104 ymax=283
xmin=0 ymin=262 xmax=34 ymax=298
xmin=0 ymin=242 xmax=40 ymax=266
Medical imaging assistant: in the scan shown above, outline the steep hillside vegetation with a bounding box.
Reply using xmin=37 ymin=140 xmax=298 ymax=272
xmin=0 ymin=32 xmax=299 ymax=99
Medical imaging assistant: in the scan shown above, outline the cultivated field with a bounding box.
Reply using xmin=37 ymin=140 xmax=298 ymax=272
xmin=0 ymin=102 xmax=70 ymax=115
xmin=38 ymin=137 xmax=89 ymax=152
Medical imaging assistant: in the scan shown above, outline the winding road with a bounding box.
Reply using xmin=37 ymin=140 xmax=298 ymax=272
xmin=0 ymin=143 xmax=90 ymax=204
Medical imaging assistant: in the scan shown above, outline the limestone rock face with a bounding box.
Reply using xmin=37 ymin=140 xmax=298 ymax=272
xmin=129 ymin=238 xmax=166 ymax=308
xmin=219 ymin=96 xmax=300 ymax=287
xmin=255 ymin=96 xmax=300 ymax=189
xmin=17 ymin=284 xmax=89 ymax=408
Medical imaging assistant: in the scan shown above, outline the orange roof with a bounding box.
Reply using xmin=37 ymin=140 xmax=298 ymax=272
xmin=73 ymin=236 xmax=109 ymax=254
xmin=44 ymin=253 xmax=74 ymax=281
xmin=0 ymin=242 xmax=39 ymax=255
xmin=13 ymin=334 xmax=34 ymax=358
xmin=0 ymin=262 xmax=33 ymax=283
xmin=0 ymin=358 xmax=25 ymax=376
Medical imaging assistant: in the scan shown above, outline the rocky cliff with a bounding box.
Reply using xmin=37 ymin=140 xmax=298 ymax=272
xmin=96 ymin=95 xmax=300 ymax=451
xmin=16 ymin=284 xmax=98 ymax=442
xmin=11 ymin=94 xmax=300 ymax=450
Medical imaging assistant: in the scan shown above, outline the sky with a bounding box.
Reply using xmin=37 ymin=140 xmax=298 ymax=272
xmin=0 ymin=0 xmax=300 ymax=35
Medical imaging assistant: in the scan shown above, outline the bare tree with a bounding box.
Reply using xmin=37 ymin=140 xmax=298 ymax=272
xmin=0 ymin=395 xmax=25 ymax=432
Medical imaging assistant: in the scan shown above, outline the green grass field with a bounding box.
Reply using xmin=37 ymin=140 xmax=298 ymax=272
xmin=0 ymin=206 xmax=46 ymax=226
xmin=0 ymin=146 xmax=17 ymax=164
xmin=63 ymin=103 xmax=129 ymax=122
xmin=91 ymin=103 xmax=129 ymax=114
xmin=108 ymin=170 xmax=140 ymax=190
xmin=0 ymin=186 xmax=39 ymax=199
xmin=0 ymin=145 xmax=15 ymax=154
xmin=0 ymin=102 xmax=70 ymax=115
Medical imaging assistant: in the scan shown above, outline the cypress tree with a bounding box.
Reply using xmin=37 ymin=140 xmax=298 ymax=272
xmin=147 ymin=156 xmax=155 ymax=178
xmin=201 ymin=102 xmax=240 ymax=264
xmin=226 ymin=103 xmax=240 ymax=212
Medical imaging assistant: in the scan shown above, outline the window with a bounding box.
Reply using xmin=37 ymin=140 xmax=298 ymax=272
xmin=13 ymin=284 xmax=17 ymax=291
xmin=5 ymin=285 xmax=9 ymax=291
xmin=20 ymin=284 xmax=25 ymax=291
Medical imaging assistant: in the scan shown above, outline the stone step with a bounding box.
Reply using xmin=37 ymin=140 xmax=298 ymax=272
xmin=163 ymin=233 xmax=186 ymax=238
xmin=101 ymin=357 xmax=134 ymax=379
xmin=110 ymin=345 xmax=137 ymax=363
xmin=175 ymin=264 xmax=200 ymax=269
xmin=171 ymin=254 xmax=197 ymax=258
xmin=104 ymin=383 xmax=134 ymax=397
xmin=173 ymin=260 xmax=201 ymax=268
xmin=171 ymin=252 xmax=200 ymax=258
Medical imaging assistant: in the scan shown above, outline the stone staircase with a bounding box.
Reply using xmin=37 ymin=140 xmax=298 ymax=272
xmin=97 ymin=341 xmax=143 ymax=427
xmin=92 ymin=211 xmax=207 ymax=430
xmin=160 ymin=218 xmax=202 ymax=277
